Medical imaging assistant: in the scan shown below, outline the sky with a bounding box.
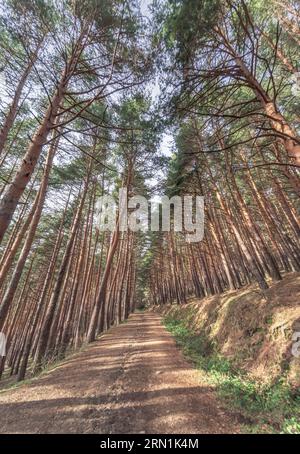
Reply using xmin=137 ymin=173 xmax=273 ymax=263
xmin=140 ymin=0 xmax=174 ymax=141
xmin=0 ymin=0 xmax=175 ymax=209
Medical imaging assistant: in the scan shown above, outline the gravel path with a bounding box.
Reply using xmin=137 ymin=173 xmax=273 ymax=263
xmin=0 ymin=312 xmax=242 ymax=433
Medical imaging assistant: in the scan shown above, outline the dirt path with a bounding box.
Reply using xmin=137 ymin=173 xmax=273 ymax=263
xmin=0 ymin=313 xmax=242 ymax=434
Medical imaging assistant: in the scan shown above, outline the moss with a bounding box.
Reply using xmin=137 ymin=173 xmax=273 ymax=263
xmin=164 ymin=315 xmax=300 ymax=434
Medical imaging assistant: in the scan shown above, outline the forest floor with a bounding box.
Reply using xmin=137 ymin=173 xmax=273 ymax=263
xmin=0 ymin=312 xmax=244 ymax=434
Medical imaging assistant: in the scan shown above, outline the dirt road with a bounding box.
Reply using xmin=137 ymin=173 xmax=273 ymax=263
xmin=0 ymin=313 xmax=242 ymax=433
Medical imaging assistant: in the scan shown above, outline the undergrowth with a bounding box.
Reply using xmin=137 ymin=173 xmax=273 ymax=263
xmin=164 ymin=315 xmax=300 ymax=434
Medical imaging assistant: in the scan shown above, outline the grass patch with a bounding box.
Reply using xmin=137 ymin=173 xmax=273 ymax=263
xmin=164 ymin=315 xmax=300 ymax=434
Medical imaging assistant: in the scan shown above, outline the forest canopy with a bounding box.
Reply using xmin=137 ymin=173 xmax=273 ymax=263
xmin=0 ymin=0 xmax=299 ymax=385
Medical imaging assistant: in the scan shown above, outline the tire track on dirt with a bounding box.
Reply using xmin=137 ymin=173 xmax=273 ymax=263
xmin=0 ymin=313 xmax=242 ymax=433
